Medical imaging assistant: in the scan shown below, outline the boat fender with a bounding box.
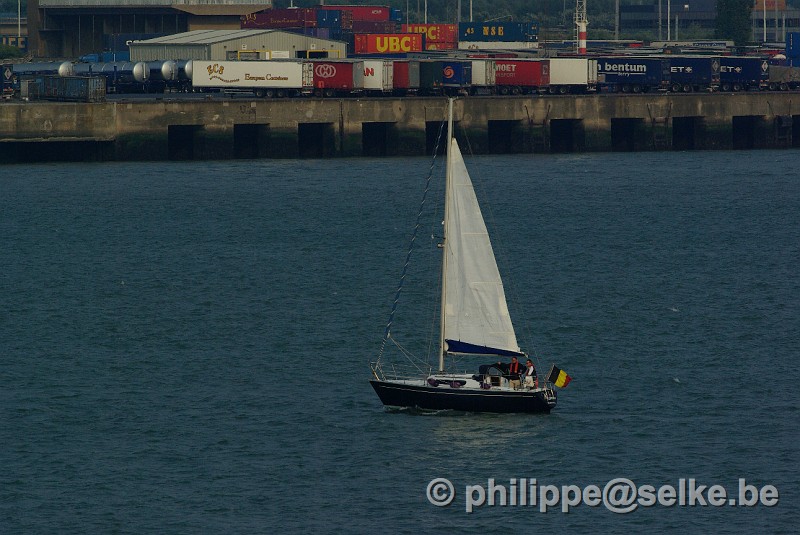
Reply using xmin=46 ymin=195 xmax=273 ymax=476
xmin=427 ymin=378 xmax=440 ymax=387
xmin=450 ymin=381 xmax=462 ymax=388
xmin=480 ymin=382 xmax=492 ymax=390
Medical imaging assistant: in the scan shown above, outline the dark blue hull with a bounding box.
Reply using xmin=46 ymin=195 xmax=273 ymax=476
xmin=370 ymin=380 xmax=556 ymax=414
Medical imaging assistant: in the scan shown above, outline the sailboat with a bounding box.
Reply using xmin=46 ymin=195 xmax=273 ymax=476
xmin=369 ymin=99 xmax=558 ymax=414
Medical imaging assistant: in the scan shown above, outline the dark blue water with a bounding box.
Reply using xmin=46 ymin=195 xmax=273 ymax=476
xmin=1 ymin=151 xmax=797 ymax=533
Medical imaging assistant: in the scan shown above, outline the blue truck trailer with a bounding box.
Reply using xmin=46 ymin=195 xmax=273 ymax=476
xmin=718 ymin=56 xmax=769 ymax=91
xmin=595 ymin=57 xmax=670 ymax=92
xmin=666 ymin=56 xmax=720 ymax=92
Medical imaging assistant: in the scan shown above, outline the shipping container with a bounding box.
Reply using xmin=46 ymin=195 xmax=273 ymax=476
xmin=188 ymin=60 xmax=314 ymax=97
xmin=718 ymin=56 xmax=769 ymax=91
xmin=459 ymin=22 xmax=539 ymax=43
xmin=354 ymin=33 xmax=424 ymax=55
xmin=351 ymin=20 xmax=399 ymax=34
xmin=402 ymin=24 xmax=458 ymax=44
xmin=317 ymin=10 xmax=343 ymax=29
xmin=312 ymin=60 xmax=365 ymax=96
xmin=362 ymin=59 xmax=393 ymax=93
xmin=595 ymin=57 xmax=669 ymax=92
xmin=666 ymin=56 xmax=720 ymax=92
xmin=786 ymin=32 xmax=800 ymax=58
xmin=494 ymin=59 xmax=550 ymax=94
xmin=470 ymin=59 xmax=496 ymax=95
xmin=458 ymin=41 xmax=539 ymax=51
xmin=425 ymin=42 xmax=457 ymax=51
xmin=241 ymin=9 xmax=317 ymax=29
xmin=318 ymin=5 xmax=392 ymax=22
xmin=392 ymin=60 xmax=420 ymax=95
xmin=548 ymin=58 xmax=597 ymax=93
xmin=40 ymin=75 xmax=106 ymax=102
xmin=19 ymin=77 xmax=41 ymax=100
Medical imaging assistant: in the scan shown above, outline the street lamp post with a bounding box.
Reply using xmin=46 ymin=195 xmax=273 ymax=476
xmin=667 ymin=0 xmax=671 ymax=40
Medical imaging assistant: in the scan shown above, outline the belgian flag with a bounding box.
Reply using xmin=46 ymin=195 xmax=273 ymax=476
xmin=547 ymin=365 xmax=572 ymax=388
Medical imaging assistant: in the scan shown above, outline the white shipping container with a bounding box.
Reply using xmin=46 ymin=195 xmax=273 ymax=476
xmin=470 ymin=59 xmax=496 ymax=87
xmin=362 ymin=60 xmax=393 ymax=92
xmin=458 ymin=41 xmax=539 ymax=50
xmin=188 ymin=60 xmax=313 ymax=96
xmin=548 ymin=58 xmax=598 ymax=92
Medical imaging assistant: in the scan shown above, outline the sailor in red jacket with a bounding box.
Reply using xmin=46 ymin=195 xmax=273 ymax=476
xmin=508 ymin=356 xmax=523 ymax=390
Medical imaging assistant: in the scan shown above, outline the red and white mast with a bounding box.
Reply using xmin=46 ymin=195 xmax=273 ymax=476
xmin=575 ymin=0 xmax=588 ymax=55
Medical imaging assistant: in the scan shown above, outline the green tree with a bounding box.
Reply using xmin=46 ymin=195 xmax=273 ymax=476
xmin=715 ymin=0 xmax=752 ymax=45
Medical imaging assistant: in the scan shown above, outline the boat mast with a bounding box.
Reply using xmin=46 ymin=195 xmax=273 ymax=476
xmin=438 ymin=98 xmax=454 ymax=373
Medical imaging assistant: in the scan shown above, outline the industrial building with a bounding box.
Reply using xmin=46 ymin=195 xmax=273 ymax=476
xmin=129 ymin=29 xmax=346 ymax=61
xmin=620 ymin=0 xmax=800 ymax=42
xmin=26 ymin=0 xmax=271 ymax=58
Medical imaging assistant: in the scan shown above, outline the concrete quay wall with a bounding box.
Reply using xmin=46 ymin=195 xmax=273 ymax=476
xmin=0 ymin=94 xmax=798 ymax=162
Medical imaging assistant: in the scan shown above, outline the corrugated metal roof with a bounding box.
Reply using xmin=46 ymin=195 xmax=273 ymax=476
xmin=133 ymin=30 xmax=279 ymax=45
xmin=129 ymin=29 xmax=348 ymax=61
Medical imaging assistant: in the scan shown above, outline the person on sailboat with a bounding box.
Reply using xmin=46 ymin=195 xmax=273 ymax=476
xmin=508 ymin=356 xmax=523 ymax=390
xmin=524 ymin=359 xmax=538 ymax=389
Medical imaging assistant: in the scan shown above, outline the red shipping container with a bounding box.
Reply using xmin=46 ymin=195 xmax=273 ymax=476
xmin=494 ymin=59 xmax=550 ymax=89
xmin=241 ymin=9 xmax=317 ymax=29
xmin=318 ymin=5 xmax=391 ymax=21
xmin=401 ymin=24 xmax=457 ymax=44
xmin=351 ymin=20 xmax=398 ymax=33
xmin=340 ymin=11 xmax=354 ymax=30
xmin=425 ymin=42 xmax=457 ymax=51
xmin=392 ymin=60 xmax=420 ymax=91
xmin=354 ymin=33 xmax=424 ymax=54
xmin=312 ymin=60 xmax=364 ymax=91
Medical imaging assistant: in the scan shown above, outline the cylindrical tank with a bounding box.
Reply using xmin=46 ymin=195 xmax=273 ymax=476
xmin=143 ymin=60 xmax=178 ymax=82
xmin=72 ymin=62 xmax=143 ymax=84
xmin=183 ymin=60 xmax=194 ymax=81
xmin=132 ymin=62 xmax=150 ymax=83
xmin=12 ymin=61 xmax=74 ymax=77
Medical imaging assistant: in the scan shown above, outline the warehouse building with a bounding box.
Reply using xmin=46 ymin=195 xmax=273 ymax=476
xmin=128 ymin=29 xmax=346 ymax=61
xmin=27 ymin=0 xmax=270 ymax=58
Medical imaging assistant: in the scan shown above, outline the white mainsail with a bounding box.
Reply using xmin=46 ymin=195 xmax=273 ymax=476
xmin=442 ymin=138 xmax=521 ymax=356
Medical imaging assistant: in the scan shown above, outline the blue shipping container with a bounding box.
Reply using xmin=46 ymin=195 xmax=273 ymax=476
xmin=787 ymin=32 xmax=800 ymax=58
xmin=596 ymin=57 xmax=669 ymax=91
xmin=459 ymin=22 xmax=539 ymax=43
xmin=317 ymin=10 xmax=342 ymax=29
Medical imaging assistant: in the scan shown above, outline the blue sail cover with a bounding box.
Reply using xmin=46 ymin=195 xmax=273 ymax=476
xmin=445 ymin=339 xmax=525 ymax=357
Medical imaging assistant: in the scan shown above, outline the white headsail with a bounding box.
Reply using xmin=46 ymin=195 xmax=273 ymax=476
xmin=442 ymin=138 xmax=522 ymax=357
